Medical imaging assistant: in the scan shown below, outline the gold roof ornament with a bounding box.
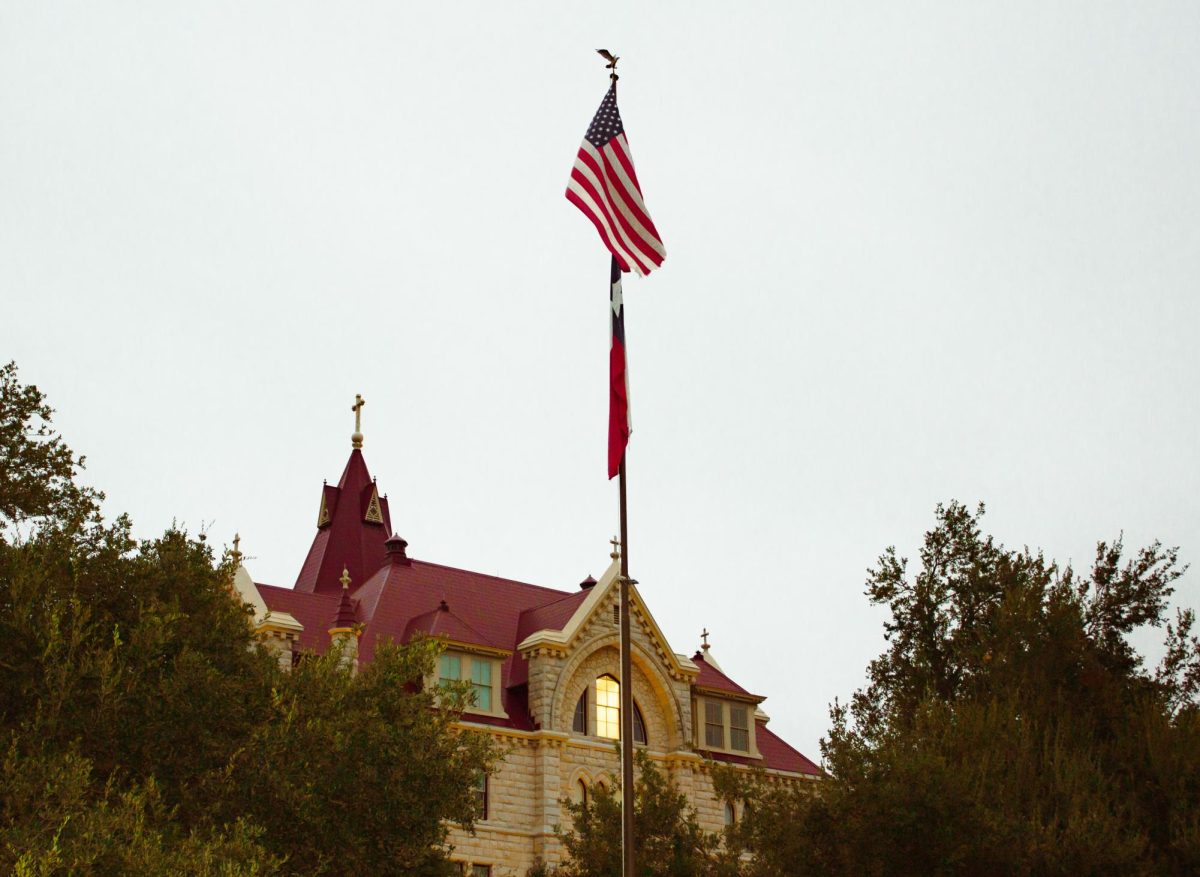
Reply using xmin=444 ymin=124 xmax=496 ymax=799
xmin=340 ymin=567 xmax=352 ymax=590
xmin=609 ymin=535 xmax=621 ymax=561
xmin=351 ymin=393 xmax=365 ymax=449
xmin=231 ymin=533 xmax=243 ymax=567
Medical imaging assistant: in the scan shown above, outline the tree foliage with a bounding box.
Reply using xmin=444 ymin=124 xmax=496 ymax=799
xmin=725 ymin=502 xmax=1200 ymax=876
xmin=553 ymin=750 xmax=740 ymax=877
xmin=0 ymin=360 xmax=101 ymax=536
xmin=0 ymin=363 xmax=498 ymax=874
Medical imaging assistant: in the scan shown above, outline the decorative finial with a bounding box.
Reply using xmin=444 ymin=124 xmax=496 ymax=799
xmin=597 ymin=48 xmax=619 ymax=83
xmin=701 ymin=627 xmax=711 ymax=651
xmin=231 ymin=533 xmax=242 ymax=566
xmin=340 ymin=566 xmax=352 ymax=590
xmin=609 ymin=535 xmax=621 ymax=561
xmin=351 ymin=393 xmax=366 ymax=448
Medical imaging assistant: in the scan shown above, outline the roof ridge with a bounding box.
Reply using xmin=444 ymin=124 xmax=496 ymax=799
xmin=520 ymin=588 xmax=588 ymax=614
xmin=408 ymin=558 xmax=573 ymax=597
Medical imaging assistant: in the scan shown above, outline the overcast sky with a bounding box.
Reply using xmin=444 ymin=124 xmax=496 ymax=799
xmin=3 ymin=2 xmax=1198 ymax=759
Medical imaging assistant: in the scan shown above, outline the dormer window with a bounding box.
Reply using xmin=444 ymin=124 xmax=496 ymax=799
xmin=434 ymin=650 xmax=505 ymax=718
xmin=696 ymin=695 xmax=757 ymax=756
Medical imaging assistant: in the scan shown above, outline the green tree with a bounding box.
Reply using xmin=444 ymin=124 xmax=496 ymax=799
xmin=208 ymin=637 xmax=500 ymax=876
xmin=0 ymin=363 xmax=500 ymax=874
xmin=554 ymin=750 xmax=740 ymax=877
xmin=726 ymin=502 xmax=1200 ymax=876
xmin=0 ymin=360 xmax=101 ymax=537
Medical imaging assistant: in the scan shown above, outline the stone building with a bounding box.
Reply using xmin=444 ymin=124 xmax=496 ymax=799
xmin=232 ymin=418 xmax=819 ymax=875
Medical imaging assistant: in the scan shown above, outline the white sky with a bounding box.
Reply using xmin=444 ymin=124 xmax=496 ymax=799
xmin=3 ymin=1 xmax=1198 ymax=760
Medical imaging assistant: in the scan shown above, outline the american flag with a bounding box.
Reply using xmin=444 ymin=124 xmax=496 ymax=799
xmin=566 ymin=86 xmax=665 ymax=276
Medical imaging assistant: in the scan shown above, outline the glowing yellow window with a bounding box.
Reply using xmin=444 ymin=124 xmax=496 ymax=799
xmin=595 ymin=675 xmax=620 ymax=739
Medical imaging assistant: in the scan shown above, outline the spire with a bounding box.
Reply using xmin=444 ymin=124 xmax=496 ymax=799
xmin=293 ymin=407 xmax=395 ymax=594
xmin=351 ymin=393 xmax=365 ymax=449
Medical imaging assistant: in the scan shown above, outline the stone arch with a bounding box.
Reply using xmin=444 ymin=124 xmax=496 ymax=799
xmin=551 ymin=630 xmax=686 ymax=751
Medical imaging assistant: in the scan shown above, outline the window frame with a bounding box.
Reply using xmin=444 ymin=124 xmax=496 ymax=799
xmin=431 ymin=649 xmax=507 ymax=718
xmin=574 ymin=677 xmax=648 ymax=745
xmin=704 ymin=699 xmax=725 ymax=749
xmin=696 ymin=695 xmax=760 ymax=757
xmin=595 ymin=674 xmax=620 ymax=739
xmin=729 ymin=704 xmax=750 ymax=752
xmin=473 ymin=771 xmax=488 ymax=821
xmin=469 ymin=657 xmax=492 ymax=712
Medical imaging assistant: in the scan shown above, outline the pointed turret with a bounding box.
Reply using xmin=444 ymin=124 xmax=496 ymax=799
xmin=294 ymin=395 xmax=396 ymax=593
xmin=328 ymin=567 xmax=360 ymax=670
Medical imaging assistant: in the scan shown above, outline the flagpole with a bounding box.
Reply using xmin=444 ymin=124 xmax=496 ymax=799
xmin=618 ymin=456 xmax=635 ymax=877
xmin=598 ymin=47 xmax=637 ymax=877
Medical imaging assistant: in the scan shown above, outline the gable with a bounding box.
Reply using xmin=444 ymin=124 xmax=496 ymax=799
xmin=516 ymin=558 xmax=699 ymax=684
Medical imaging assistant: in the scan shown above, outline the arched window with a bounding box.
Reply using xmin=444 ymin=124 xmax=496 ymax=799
xmin=576 ymin=779 xmax=589 ymax=809
xmin=573 ymin=691 xmax=588 ymax=734
xmin=724 ymin=801 xmax=736 ymax=827
xmin=578 ymin=677 xmax=648 ymax=743
xmin=633 ymin=702 xmax=647 ymax=745
xmin=595 ymin=675 xmax=620 ymax=739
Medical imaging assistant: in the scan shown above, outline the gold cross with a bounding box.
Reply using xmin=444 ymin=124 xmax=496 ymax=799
xmin=351 ymin=394 xmax=365 ymax=448
xmin=609 ymin=535 xmax=621 ymax=560
xmin=231 ymin=533 xmax=242 ymax=566
xmin=701 ymin=628 xmax=710 ymax=649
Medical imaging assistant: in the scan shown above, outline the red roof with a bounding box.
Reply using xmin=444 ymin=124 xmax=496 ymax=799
xmin=403 ymin=601 xmax=500 ymax=649
xmin=254 ymin=447 xmax=816 ymax=774
xmin=691 ymin=652 xmax=762 ymax=701
xmin=258 ymin=585 xmax=342 ymax=653
xmin=704 ymin=721 xmax=822 ymax=777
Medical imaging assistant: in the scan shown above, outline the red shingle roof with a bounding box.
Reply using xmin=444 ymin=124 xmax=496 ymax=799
xmin=692 ymin=652 xmax=762 ymax=701
xmin=704 ymin=721 xmax=822 ymax=777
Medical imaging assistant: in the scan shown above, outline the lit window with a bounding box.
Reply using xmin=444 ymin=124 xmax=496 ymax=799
xmin=704 ymin=700 xmax=725 ymax=748
xmin=596 ymin=675 xmax=620 ymax=739
xmin=633 ymin=702 xmax=647 ymax=745
xmin=730 ymin=705 xmax=749 ymax=752
xmin=573 ymin=691 xmax=588 ymax=734
xmin=439 ymin=654 xmax=461 ymax=688
xmin=473 ymin=771 xmax=488 ymax=820
xmin=469 ymin=658 xmax=492 ymax=711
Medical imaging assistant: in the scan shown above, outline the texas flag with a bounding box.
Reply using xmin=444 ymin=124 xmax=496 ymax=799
xmin=608 ymin=257 xmax=629 ymax=479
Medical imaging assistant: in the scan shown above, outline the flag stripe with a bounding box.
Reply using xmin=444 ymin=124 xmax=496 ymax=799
xmin=605 ymin=137 xmax=664 ymax=250
xmin=566 ymin=188 xmax=633 ymax=274
xmin=582 ymin=140 xmax=664 ymax=257
xmin=567 ymin=171 xmax=646 ymax=275
xmin=597 ymin=147 xmax=666 ymax=266
xmin=572 ymin=148 xmax=655 ymax=272
xmin=568 ymin=159 xmax=652 ymax=276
